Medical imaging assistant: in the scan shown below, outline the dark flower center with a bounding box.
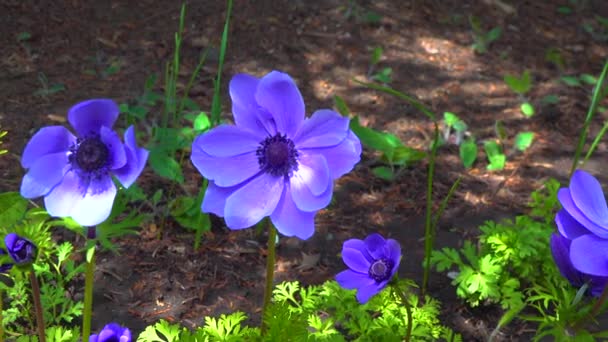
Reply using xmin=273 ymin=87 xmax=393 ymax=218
xmin=369 ymin=258 xmax=393 ymax=282
xmin=73 ymin=137 xmax=109 ymax=172
xmin=256 ymin=134 xmax=299 ymax=177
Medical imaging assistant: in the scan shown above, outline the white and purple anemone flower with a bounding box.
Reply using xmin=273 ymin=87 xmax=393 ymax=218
xmin=191 ymin=71 xmax=361 ymax=240
xmin=556 ymin=169 xmax=608 ymax=277
xmin=335 ymin=233 xmax=401 ymax=303
xmin=550 ymin=233 xmax=608 ymax=297
xmin=20 ymin=99 xmax=148 ymax=226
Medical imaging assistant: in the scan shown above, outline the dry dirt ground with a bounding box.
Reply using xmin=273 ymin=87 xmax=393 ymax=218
xmin=1 ymin=0 xmax=608 ymax=340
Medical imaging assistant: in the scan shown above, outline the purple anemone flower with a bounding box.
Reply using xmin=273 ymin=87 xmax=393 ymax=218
xmin=4 ymin=233 xmax=36 ymax=266
xmin=335 ymin=233 xmax=401 ymax=303
xmin=20 ymin=99 xmax=149 ymax=226
xmin=90 ymin=323 xmax=131 ymax=342
xmin=550 ymin=233 xmax=608 ymax=297
xmin=556 ymin=170 xmax=608 ymax=276
xmin=191 ymin=71 xmax=361 ymax=240
xmin=0 ymin=248 xmax=13 ymax=273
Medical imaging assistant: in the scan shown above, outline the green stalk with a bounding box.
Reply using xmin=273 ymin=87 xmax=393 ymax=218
xmin=0 ymin=289 xmax=3 ymax=342
xmin=583 ymin=120 xmax=608 ymax=163
xmin=422 ymin=123 xmax=440 ymax=296
xmin=29 ymin=270 xmax=46 ymax=342
xmin=569 ymin=59 xmax=608 ymax=178
xmin=261 ymin=220 xmax=277 ymax=333
xmin=210 ymin=0 xmax=233 ymax=126
xmin=391 ymin=282 xmax=412 ymax=342
xmin=82 ymin=244 xmax=96 ymax=342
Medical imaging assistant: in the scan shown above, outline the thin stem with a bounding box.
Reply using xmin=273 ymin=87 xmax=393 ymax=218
xmin=422 ymin=123 xmax=440 ymax=296
xmin=572 ymin=283 xmax=608 ymax=332
xmin=0 ymin=289 xmax=5 ymax=342
xmin=392 ymin=283 xmax=413 ymax=342
xmin=261 ymin=220 xmax=277 ymax=333
xmin=82 ymin=245 xmax=96 ymax=342
xmin=29 ymin=270 xmax=46 ymax=342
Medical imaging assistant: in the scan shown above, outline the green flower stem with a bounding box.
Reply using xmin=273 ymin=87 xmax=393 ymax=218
xmin=261 ymin=220 xmax=277 ymax=333
xmin=82 ymin=244 xmax=96 ymax=342
xmin=391 ymin=283 xmax=412 ymax=342
xmin=0 ymin=289 xmax=4 ymax=342
xmin=29 ymin=270 xmax=46 ymax=342
xmin=422 ymin=123 xmax=440 ymax=296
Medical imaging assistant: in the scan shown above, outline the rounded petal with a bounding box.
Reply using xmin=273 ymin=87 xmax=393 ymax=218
xmin=570 ymin=234 xmax=608 ymax=276
xmin=558 ymin=188 xmax=608 ymax=239
xmin=21 ymin=126 xmax=75 ymax=168
xmin=191 ymin=146 xmax=260 ymax=187
xmin=44 ymin=171 xmax=117 ymax=226
xmin=294 ymin=110 xmax=349 ymax=149
xmin=255 ymin=71 xmax=304 ymax=137
xmin=343 ymin=239 xmax=372 ymax=261
xmin=20 ymin=152 xmax=69 ymax=198
xmin=300 ymin=131 xmax=361 ymax=179
xmin=224 ymin=173 xmax=284 ymax=229
xmin=195 ymin=124 xmax=264 ymax=157
xmin=289 ymin=154 xmax=332 ymax=212
xmin=342 ymin=245 xmax=372 ymax=274
xmin=114 ymin=126 xmax=149 ymax=188
xmin=230 ymin=74 xmax=273 ymax=134
xmin=336 ymin=269 xmax=373 ymax=290
xmin=555 ymin=209 xmax=589 ymax=239
xmin=570 ymin=170 xmax=608 ymax=224
xmin=386 ymin=239 xmax=402 ymax=274
xmin=270 ymin=184 xmax=316 ymax=239
xmin=356 ymin=282 xmax=383 ymax=304
xmin=68 ymin=99 xmax=119 ymax=136
xmin=201 ymin=181 xmax=239 ymax=217
xmin=550 ymin=233 xmax=584 ymax=286
xmin=364 ymin=233 xmax=388 ymax=260
xmin=98 ymin=329 xmax=116 ymax=341
xmin=89 ymin=335 xmax=99 ymax=342
xmin=100 ymin=126 xmax=127 ymax=170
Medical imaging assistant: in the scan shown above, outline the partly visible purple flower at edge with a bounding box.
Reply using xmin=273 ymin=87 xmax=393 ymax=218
xmin=190 ymin=71 xmax=361 ymax=240
xmin=19 ymin=99 xmax=149 ymax=227
xmin=556 ymin=169 xmax=608 ymax=276
xmin=90 ymin=323 xmax=131 ymax=342
xmin=550 ymin=233 xmax=608 ymax=297
xmin=0 ymin=247 xmax=13 ymax=273
xmin=4 ymin=233 xmax=36 ymax=266
xmin=335 ymin=233 xmax=401 ymax=304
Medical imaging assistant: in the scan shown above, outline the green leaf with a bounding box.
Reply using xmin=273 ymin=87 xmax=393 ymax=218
xmin=193 ymin=112 xmax=211 ymax=131
xmin=503 ymin=70 xmax=532 ymax=95
xmin=16 ymin=32 xmax=32 ymax=42
xmin=459 ymin=140 xmax=478 ymax=168
xmin=0 ymin=192 xmax=28 ymax=228
xmin=170 ymin=196 xmax=211 ymax=232
xmin=541 ymin=94 xmax=559 ymax=105
xmin=545 ymin=48 xmax=565 ymax=71
xmin=370 ymin=47 xmax=383 ymax=65
xmin=333 ymin=95 xmax=351 ymax=116
xmin=443 ymin=112 xmax=459 ymax=127
xmin=149 ymin=149 xmax=184 ymax=183
xmin=484 ymin=141 xmax=505 ymax=171
xmin=520 ymin=102 xmax=535 ymax=117
xmin=557 ymin=6 xmax=572 ymax=14
xmin=494 ymin=120 xmax=508 ymax=141
xmin=350 ymin=116 xmax=400 ymax=153
xmin=514 ymin=132 xmax=534 ymax=151
xmin=389 ymin=145 xmax=426 ymax=166
xmin=580 ymin=73 xmax=598 ymax=85
xmin=372 ymin=166 xmax=394 ymax=181
xmin=486 ymin=27 xmax=502 ymax=43
xmin=371 ymin=67 xmax=392 ymax=84
xmin=561 ymin=75 xmax=581 ymax=87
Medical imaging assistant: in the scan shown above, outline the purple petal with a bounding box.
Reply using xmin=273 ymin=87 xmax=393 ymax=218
xmin=255 ymin=71 xmax=304 ymax=137
xmin=113 ymin=126 xmax=149 ymax=188
xmin=270 ymin=184 xmax=316 ymax=239
xmin=570 ymin=234 xmax=608 ymax=276
xmin=356 ymin=282 xmax=383 ymax=304
xmin=364 ymin=233 xmax=388 ymax=260
xmin=224 ymin=173 xmax=284 ymax=229
xmin=201 ymin=181 xmax=239 ymax=217
xmin=550 ymin=233 xmax=584 ymax=286
xmin=68 ymin=99 xmax=119 ymax=136
xmin=343 ymin=239 xmax=373 ymax=261
xmin=294 ymin=110 xmax=349 ymax=148
xmin=590 ymin=277 xmax=608 ymax=297
xmin=98 ymin=329 xmax=116 ymax=341
xmin=195 ymin=124 xmax=264 ymax=157
xmin=20 ymin=152 xmax=69 ymax=198
xmin=21 ymin=126 xmax=75 ymax=168
xmin=191 ymin=147 xmax=260 ymax=187
xmin=100 ymin=126 xmax=126 ymax=170
xmin=300 ymin=131 xmax=361 ymax=179
xmin=44 ymin=171 xmax=117 ymax=226
xmin=558 ymin=188 xmax=608 ymax=239
xmin=570 ymin=170 xmax=608 ymax=224
xmin=89 ymin=335 xmax=99 ymax=342
xmin=386 ymin=239 xmax=402 ymax=274
xmin=336 ymin=269 xmax=374 ymax=289
xmin=289 ymin=154 xmax=332 ymax=212
xmin=230 ymin=74 xmax=274 ymax=134
xmin=342 ymin=245 xmax=372 ymax=274
xmin=555 ymin=209 xmax=589 ymax=239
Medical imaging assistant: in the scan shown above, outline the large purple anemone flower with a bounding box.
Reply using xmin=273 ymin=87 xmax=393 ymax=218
xmin=335 ymin=233 xmax=401 ymax=303
xmin=90 ymin=323 xmax=131 ymax=342
xmin=556 ymin=170 xmax=608 ymax=276
xmin=550 ymin=233 xmax=608 ymax=297
xmin=191 ymin=71 xmax=361 ymax=240
xmin=20 ymin=99 xmax=148 ymax=226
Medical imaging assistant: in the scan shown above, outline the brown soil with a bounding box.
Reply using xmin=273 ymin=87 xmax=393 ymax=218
xmin=1 ymin=0 xmax=608 ymax=340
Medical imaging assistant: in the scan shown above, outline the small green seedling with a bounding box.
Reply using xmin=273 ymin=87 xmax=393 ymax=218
xmin=469 ymin=15 xmax=502 ymax=54
xmin=367 ymin=47 xmax=392 ymax=84
xmin=504 ymin=70 xmax=534 ymax=117
xmin=545 ymin=48 xmax=566 ymax=72
xmin=33 ymin=73 xmax=65 ymax=98
xmin=484 ymin=140 xmax=506 ymax=171
xmin=443 ymin=112 xmax=467 ymax=145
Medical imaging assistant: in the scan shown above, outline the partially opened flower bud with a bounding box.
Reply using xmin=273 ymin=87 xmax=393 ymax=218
xmin=4 ymin=233 xmax=36 ymax=267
